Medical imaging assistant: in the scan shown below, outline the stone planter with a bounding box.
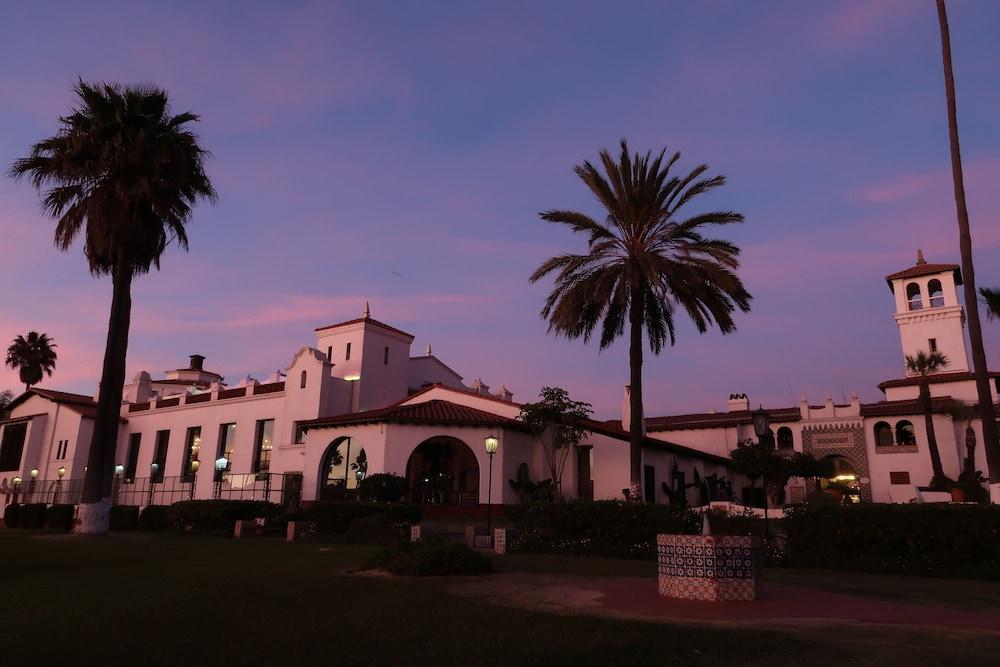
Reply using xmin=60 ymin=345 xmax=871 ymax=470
xmin=657 ymin=534 xmax=761 ymax=601
xmin=465 ymin=525 xmax=494 ymax=550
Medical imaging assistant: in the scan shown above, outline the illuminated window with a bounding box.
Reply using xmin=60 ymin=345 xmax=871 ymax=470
xmin=253 ymin=419 xmax=274 ymax=473
xmin=216 ymin=423 xmax=236 ymax=480
xmin=181 ymin=426 xmax=202 ymax=482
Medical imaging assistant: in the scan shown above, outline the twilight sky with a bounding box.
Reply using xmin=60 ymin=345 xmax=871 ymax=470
xmin=2 ymin=0 xmax=999 ymax=419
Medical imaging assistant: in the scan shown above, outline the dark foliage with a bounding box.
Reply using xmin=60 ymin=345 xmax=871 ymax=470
xmin=357 ymin=473 xmax=408 ymax=503
xmin=783 ymin=501 xmax=1000 ymax=579
xmin=166 ymin=500 xmax=281 ymax=534
xmin=370 ymin=538 xmax=493 ymax=576
xmin=503 ymin=500 xmax=699 ymax=559
xmin=109 ymin=505 xmax=140 ymax=531
xmin=138 ymin=505 xmax=170 ymax=531
xmin=16 ymin=503 xmax=46 ymax=529
xmin=45 ymin=504 xmax=75 ymax=531
xmin=305 ymin=502 xmax=420 ymax=537
xmin=3 ymin=503 xmax=19 ymax=528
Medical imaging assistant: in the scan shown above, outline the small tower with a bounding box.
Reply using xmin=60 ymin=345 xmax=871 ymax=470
xmin=885 ymin=250 xmax=969 ymax=373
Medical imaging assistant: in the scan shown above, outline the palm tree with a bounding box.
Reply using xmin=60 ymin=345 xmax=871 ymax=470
xmin=936 ymin=0 xmax=1000 ymax=485
xmin=5 ymin=332 xmax=57 ymax=391
xmin=979 ymin=287 xmax=1000 ymax=320
xmin=905 ymin=350 xmax=950 ymax=488
xmin=531 ymin=141 xmax=752 ymax=497
xmin=9 ymin=81 xmax=215 ymax=533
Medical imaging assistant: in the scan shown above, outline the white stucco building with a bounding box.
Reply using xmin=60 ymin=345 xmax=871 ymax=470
xmin=0 ymin=253 xmax=997 ymax=510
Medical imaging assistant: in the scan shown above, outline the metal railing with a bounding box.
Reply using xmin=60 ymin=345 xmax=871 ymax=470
xmin=213 ymin=473 xmax=288 ymax=504
xmin=907 ymin=299 xmax=923 ymax=311
xmin=6 ymin=478 xmax=85 ymax=505
xmin=115 ymin=475 xmax=196 ymax=506
xmin=929 ymin=295 xmax=945 ymax=308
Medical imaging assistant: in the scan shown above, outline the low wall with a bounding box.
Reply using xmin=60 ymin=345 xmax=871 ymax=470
xmin=657 ymin=534 xmax=761 ymax=601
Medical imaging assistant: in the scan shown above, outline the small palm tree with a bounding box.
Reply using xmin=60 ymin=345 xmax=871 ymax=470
xmin=905 ymin=350 xmax=950 ymax=488
xmin=9 ymin=80 xmax=215 ymax=533
xmin=531 ymin=141 xmax=751 ymax=496
xmin=979 ymin=287 xmax=1000 ymax=320
xmin=5 ymin=332 xmax=57 ymax=391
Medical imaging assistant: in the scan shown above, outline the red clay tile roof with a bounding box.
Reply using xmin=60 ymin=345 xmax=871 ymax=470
xmin=884 ymin=262 xmax=961 ymax=290
xmin=404 ymin=383 xmax=520 ymax=407
xmin=638 ymin=406 xmax=803 ymax=432
xmin=877 ymin=371 xmax=1000 ymax=392
xmin=5 ymin=388 xmax=127 ymax=423
xmin=314 ymin=316 xmax=414 ymax=340
xmin=299 ymin=399 xmax=528 ymax=431
xmin=582 ymin=419 xmax=731 ymax=465
xmin=860 ymin=397 xmax=956 ymax=417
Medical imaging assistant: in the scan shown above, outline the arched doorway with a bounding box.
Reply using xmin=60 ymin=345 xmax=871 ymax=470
xmin=819 ymin=455 xmax=861 ymax=503
xmin=406 ymin=436 xmax=480 ymax=505
xmin=318 ymin=436 xmax=356 ymax=501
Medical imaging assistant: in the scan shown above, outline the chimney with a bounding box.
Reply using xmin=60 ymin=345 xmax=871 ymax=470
xmin=727 ymin=393 xmax=750 ymax=412
xmin=621 ymin=385 xmax=645 ymax=435
xmin=189 ymin=354 xmax=205 ymax=371
xmin=498 ymin=384 xmax=513 ymax=402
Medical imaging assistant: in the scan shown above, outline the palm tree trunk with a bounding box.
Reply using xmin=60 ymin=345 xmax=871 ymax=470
xmin=78 ymin=260 xmax=133 ymax=533
xmin=920 ymin=380 xmax=946 ymax=486
xmin=628 ymin=286 xmax=644 ymax=500
xmin=937 ymin=0 xmax=1000 ymax=484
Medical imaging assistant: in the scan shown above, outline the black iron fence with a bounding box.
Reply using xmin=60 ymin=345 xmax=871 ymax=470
xmin=115 ymin=476 xmax=196 ymax=506
xmin=213 ymin=473 xmax=290 ymax=505
xmin=6 ymin=478 xmax=85 ymax=505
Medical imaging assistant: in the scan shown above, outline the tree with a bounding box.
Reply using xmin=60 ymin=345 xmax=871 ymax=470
xmin=530 ymin=141 xmax=752 ymax=497
xmin=936 ymin=1 xmax=1000 ymax=485
xmin=979 ymin=287 xmax=1000 ymax=320
xmin=518 ymin=386 xmax=593 ymax=497
xmin=5 ymin=332 xmax=57 ymax=391
xmin=729 ymin=436 xmax=782 ymax=508
xmin=9 ymin=81 xmax=215 ymax=533
xmin=0 ymin=389 xmax=13 ymax=413
xmin=905 ymin=350 xmax=950 ymax=488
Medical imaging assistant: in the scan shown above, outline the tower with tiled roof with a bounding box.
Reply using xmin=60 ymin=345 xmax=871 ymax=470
xmin=886 ymin=249 xmax=969 ymax=373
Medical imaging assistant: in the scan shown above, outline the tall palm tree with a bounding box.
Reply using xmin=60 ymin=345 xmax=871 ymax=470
xmin=936 ymin=0 xmax=1000 ymax=484
xmin=9 ymin=81 xmax=215 ymax=533
xmin=905 ymin=350 xmax=950 ymax=488
xmin=5 ymin=331 xmax=57 ymax=391
xmin=979 ymin=287 xmax=1000 ymax=320
xmin=531 ymin=141 xmax=752 ymax=497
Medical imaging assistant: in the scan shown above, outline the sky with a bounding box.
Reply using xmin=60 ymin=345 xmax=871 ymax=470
xmin=1 ymin=0 xmax=999 ymax=420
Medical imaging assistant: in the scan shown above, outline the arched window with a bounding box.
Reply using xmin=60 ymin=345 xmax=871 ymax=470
xmin=895 ymin=420 xmax=917 ymax=446
xmin=906 ymin=283 xmax=923 ymax=311
xmin=927 ymin=279 xmax=944 ymax=308
xmin=874 ymin=421 xmax=894 ymax=447
xmin=300 ymin=370 xmax=307 ymax=389
xmin=776 ymin=427 xmax=794 ymax=449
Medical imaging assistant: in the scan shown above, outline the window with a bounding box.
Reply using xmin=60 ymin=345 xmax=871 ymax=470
xmin=125 ymin=434 xmax=141 ymax=482
xmin=300 ymin=370 xmax=307 ymax=389
xmin=928 ymin=338 xmax=938 ymax=352
xmin=928 ymin=279 xmax=944 ymax=308
xmin=181 ymin=427 xmax=202 ymax=482
xmin=0 ymin=422 xmax=27 ymax=472
xmin=643 ymin=464 xmax=656 ymax=503
xmin=253 ymin=419 xmax=274 ymax=473
xmin=326 ymin=346 xmax=332 ymax=362
xmin=56 ymin=439 xmax=68 ymax=459
xmin=294 ymin=422 xmax=307 ymax=444
xmin=216 ymin=423 xmax=236 ymax=480
xmin=889 ymin=471 xmax=911 ymax=485
xmin=152 ymin=430 xmax=169 ymax=482
xmin=895 ymin=420 xmax=917 ymax=446
xmin=345 ymin=342 xmax=352 ymax=361
xmin=906 ymin=282 xmax=922 ymax=310
xmin=777 ymin=427 xmax=794 ymax=449
xmin=874 ymin=421 xmax=894 ymax=447
xmin=384 ymin=346 xmax=389 ymax=365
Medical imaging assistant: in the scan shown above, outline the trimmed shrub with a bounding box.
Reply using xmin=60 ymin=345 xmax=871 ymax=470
xmin=110 ymin=505 xmax=140 ymax=532
xmin=357 ymin=473 xmax=408 ymax=502
xmin=370 ymin=538 xmax=492 ymax=576
xmin=305 ymin=502 xmax=421 ymax=537
xmin=3 ymin=503 xmax=19 ymax=528
xmin=45 ymin=504 xmax=75 ymax=531
xmin=166 ymin=500 xmax=282 ymax=534
xmin=503 ymin=500 xmax=700 ymax=559
xmin=138 ymin=505 xmax=170 ymax=532
xmin=783 ymin=501 xmax=1000 ymax=579
xmin=17 ymin=503 xmax=46 ymax=529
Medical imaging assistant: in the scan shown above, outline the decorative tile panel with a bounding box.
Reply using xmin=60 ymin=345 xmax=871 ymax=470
xmin=656 ymin=534 xmax=761 ymax=601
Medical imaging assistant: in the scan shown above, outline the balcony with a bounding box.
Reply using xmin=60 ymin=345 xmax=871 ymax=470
xmin=929 ymin=295 xmax=945 ymax=308
xmin=907 ymin=299 xmax=923 ymax=311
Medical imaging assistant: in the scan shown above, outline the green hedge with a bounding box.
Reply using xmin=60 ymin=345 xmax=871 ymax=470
xmin=3 ymin=503 xmax=19 ymax=528
xmin=504 ymin=500 xmax=700 ymax=559
xmin=783 ymin=502 xmax=1000 ymax=579
xmin=304 ymin=502 xmax=421 ymax=537
xmin=138 ymin=505 xmax=170 ymax=531
xmin=110 ymin=505 xmax=140 ymax=531
xmin=17 ymin=503 xmax=46 ymax=529
xmin=45 ymin=504 xmax=75 ymax=531
xmin=357 ymin=473 xmax=408 ymax=502
xmin=166 ymin=500 xmax=282 ymax=534
xmin=369 ymin=538 xmax=492 ymax=576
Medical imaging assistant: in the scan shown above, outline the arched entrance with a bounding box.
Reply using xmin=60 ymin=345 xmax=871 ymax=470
xmin=819 ymin=455 xmax=861 ymax=503
xmin=406 ymin=436 xmax=479 ymax=505
xmin=318 ymin=436 xmax=356 ymax=501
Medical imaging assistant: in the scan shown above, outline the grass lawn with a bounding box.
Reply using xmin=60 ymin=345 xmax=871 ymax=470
xmin=2 ymin=532 xmax=999 ymax=666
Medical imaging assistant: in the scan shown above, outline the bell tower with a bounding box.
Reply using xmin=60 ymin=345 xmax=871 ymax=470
xmin=885 ymin=250 xmax=969 ymax=374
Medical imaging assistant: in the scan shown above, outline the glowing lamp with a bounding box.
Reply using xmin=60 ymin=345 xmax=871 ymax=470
xmin=30 ymin=468 xmax=38 ymax=479
xmin=12 ymin=476 xmax=21 ymax=487
xmin=215 ymin=457 xmax=229 ymax=472
xmin=751 ymin=405 xmax=771 ymax=439
xmin=57 ymin=466 xmax=66 ymax=479
xmin=114 ymin=464 xmax=124 ymax=475
xmin=190 ymin=460 xmax=200 ymax=472
xmin=484 ymin=435 xmax=499 ymax=454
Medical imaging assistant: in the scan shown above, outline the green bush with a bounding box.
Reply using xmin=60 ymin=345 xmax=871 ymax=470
xmin=305 ymin=502 xmax=421 ymax=537
xmin=503 ymin=500 xmax=699 ymax=559
xmin=3 ymin=503 xmax=19 ymax=528
xmin=138 ymin=505 xmax=170 ymax=531
xmin=357 ymin=473 xmax=408 ymax=502
xmin=17 ymin=503 xmax=46 ymax=529
xmin=369 ymin=538 xmax=492 ymax=576
xmin=166 ymin=500 xmax=282 ymax=534
xmin=109 ymin=505 xmax=140 ymax=531
xmin=783 ymin=502 xmax=1000 ymax=579
xmin=45 ymin=504 xmax=75 ymax=531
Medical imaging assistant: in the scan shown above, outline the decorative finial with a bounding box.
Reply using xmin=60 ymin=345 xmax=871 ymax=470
xmin=364 ymin=301 xmax=371 ymax=318
xmin=916 ymin=249 xmax=926 ymax=265
xmin=425 ymin=343 xmax=432 ymax=356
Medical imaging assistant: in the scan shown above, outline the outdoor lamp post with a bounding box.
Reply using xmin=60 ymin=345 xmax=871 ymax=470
xmin=215 ymin=457 xmax=228 ymax=499
xmin=56 ymin=466 xmax=66 ymax=504
xmin=750 ymin=405 xmax=772 ymax=543
xmin=114 ymin=464 xmax=124 ymax=503
xmin=12 ymin=476 xmax=21 ymax=504
xmin=189 ymin=460 xmax=200 ymax=500
xmin=29 ymin=468 xmax=38 ymax=500
xmin=484 ymin=435 xmax=499 ymax=541
xmin=149 ymin=463 xmax=159 ymax=505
